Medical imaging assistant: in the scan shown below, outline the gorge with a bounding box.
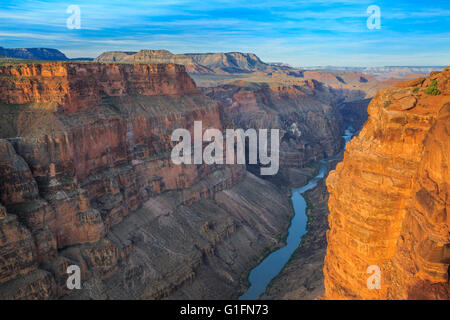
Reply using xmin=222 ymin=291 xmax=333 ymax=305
xmin=0 ymin=54 xmax=447 ymax=300
xmin=0 ymin=61 xmax=295 ymax=299
xmin=248 ymin=128 xmax=354 ymax=300
xmin=0 ymin=59 xmax=353 ymax=299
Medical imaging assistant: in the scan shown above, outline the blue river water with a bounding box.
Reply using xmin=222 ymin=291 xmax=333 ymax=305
xmin=239 ymin=127 xmax=354 ymax=300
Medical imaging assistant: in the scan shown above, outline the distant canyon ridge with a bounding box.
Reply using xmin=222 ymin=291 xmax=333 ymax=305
xmin=0 ymin=46 xmax=444 ymax=80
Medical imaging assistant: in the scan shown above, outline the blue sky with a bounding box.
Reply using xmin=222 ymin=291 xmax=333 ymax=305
xmin=0 ymin=0 xmax=449 ymax=66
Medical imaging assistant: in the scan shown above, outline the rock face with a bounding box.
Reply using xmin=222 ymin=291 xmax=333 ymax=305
xmin=0 ymin=47 xmax=68 ymax=61
xmin=0 ymin=62 xmax=198 ymax=112
xmin=95 ymin=50 xmax=294 ymax=75
xmin=201 ymin=80 xmax=344 ymax=177
xmin=337 ymin=98 xmax=371 ymax=130
xmin=324 ymin=68 xmax=450 ymax=299
xmin=95 ymin=50 xmax=213 ymax=74
xmin=185 ymin=52 xmax=291 ymax=74
xmin=0 ymin=62 xmax=293 ymax=299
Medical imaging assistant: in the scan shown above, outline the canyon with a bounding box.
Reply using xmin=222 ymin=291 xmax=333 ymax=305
xmin=200 ymin=80 xmax=344 ymax=183
xmin=0 ymin=58 xmax=355 ymax=300
xmin=0 ymin=61 xmax=295 ymax=299
xmin=93 ymin=50 xmax=406 ymax=179
xmin=0 ymin=49 xmax=447 ymax=300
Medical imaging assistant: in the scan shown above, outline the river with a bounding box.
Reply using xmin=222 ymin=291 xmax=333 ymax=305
xmin=239 ymin=127 xmax=354 ymax=300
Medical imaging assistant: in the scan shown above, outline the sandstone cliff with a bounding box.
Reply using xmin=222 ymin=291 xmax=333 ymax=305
xmin=0 ymin=62 xmax=292 ymax=299
xmin=201 ymin=79 xmax=344 ymax=185
xmin=324 ymin=68 xmax=450 ymax=299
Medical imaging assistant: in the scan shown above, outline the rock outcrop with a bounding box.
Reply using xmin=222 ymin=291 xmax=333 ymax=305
xmin=0 ymin=62 xmax=293 ymax=299
xmin=0 ymin=62 xmax=198 ymax=112
xmin=324 ymin=68 xmax=450 ymax=299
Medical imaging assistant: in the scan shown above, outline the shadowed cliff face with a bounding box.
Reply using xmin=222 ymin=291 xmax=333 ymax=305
xmin=0 ymin=62 xmax=293 ymax=299
xmin=201 ymin=80 xmax=344 ymax=186
xmin=195 ymin=68 xmax=399 ymax=183
xmin=324 ymin=68 xmax=450 ymax=299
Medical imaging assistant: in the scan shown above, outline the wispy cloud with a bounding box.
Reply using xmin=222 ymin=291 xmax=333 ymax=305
xmin=0 ymin=0 xmax=448 ymax=66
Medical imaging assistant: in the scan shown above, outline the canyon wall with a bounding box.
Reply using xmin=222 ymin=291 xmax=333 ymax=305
xmin=95 ymin=50 xmax=213 ymax=74
xmin=324 ymin=68 xmax=450 ymax=299
xmin=0 ymin=62 xmax=293 ymax=299
xmin=94 ymin=50 xmax=294 ymax=74
xmin=201 ymin=80 xmax=344 ymax=185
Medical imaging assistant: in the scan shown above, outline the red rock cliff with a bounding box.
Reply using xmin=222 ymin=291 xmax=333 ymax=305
xmin=0 ymin=62 xmax=198 ymax=112
xmin=0 ymin=62 xmax=292 ymax=299
xmin=202 ymin=80 xmax=344 ymax=170
xmin=324 ymin=68 xmax=450 ymax=299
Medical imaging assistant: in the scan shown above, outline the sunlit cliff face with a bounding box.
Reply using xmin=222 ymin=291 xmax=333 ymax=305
xmin=324 ymin=68 xmax=450 ymax=300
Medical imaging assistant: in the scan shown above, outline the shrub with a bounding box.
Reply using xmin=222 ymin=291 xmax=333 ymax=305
xmin=412 ymin=87 xmax=419 ymax=93
xmin=425 ymin=79 xmax=441 ymax=95
xmin=425 ymin=86 xmax=441 ymax=95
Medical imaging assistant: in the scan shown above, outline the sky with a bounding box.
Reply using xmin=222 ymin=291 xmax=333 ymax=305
xmin=0 ymin=0 xmax=449 ymax=67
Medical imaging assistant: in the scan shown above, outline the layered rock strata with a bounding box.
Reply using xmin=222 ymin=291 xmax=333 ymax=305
xmin=0 ymin=62 xmax=292 ymax=299
xmin=324 ymin=68 xmax=450 ymax=299
xmin=201 ymin=80 xmax=344 ymax=176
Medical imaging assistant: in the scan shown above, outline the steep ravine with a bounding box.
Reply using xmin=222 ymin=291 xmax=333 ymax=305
xmin=0 ymin=61 xmax=371 ymax=300
xmin=261 ymin=179 xmax=331 ymax=299
xmin=201 ymin=80 xmax=345 ymax=187
xmin=0 ymin=62 xmax=293 ymax=299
